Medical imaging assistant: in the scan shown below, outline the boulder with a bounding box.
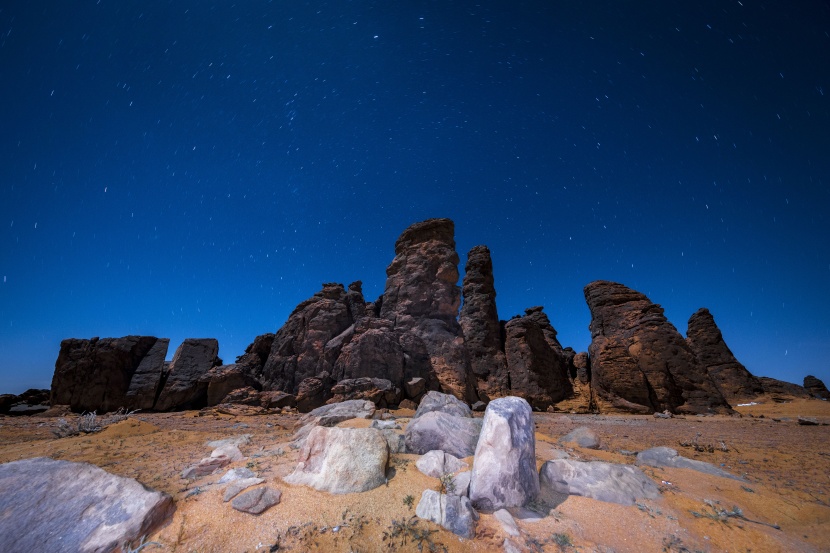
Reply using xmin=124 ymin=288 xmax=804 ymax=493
xmin=686 ymin=308 xmax=763 ymax=402
xmin=804 ymin=375 xmax=830 ymax=400
xmin=231 ymin=487 xmax=281 ymax=514
xmin=218 ymin=386 xmax=262 ymax=406
xmin=261 ymin=283 xmax=361 ymax=393
xmin=405 ymin=411 xmax=482 ymax=458
xmin=379 ymin=218 xmax=476 ymax=402
xmin=416 ymin=450 xmax=469 ymax=478
xmin=298 ymin=399 xmax=376 ymax=428
xmin=450 ymin=470 xmax=472 ymax=497
xmin=259 ymin=390 xmax=296 ymax=409
xmin=636 ymin=447 xmax=744 ymax=480
xmin=558 ymin=427 xmax=601 ymax=449
xmin=203 ymin=364 xmax=261 ymax=407
xmin=405 ymin=377 xmax=427 ymax=399
xmin=503 ymin=308 xmax=572 ymax=410
xmin=218 ymin=467 xmax=256 ymax=484
xmin=295 ymin=372 xmax=334 ymax=412
xmin=155 ymin=338 xmax=220 ymax=411
xmin=469 ymin=397 xmax=538 ymax=511
xmin=331 ymin=319 xmax=406 ymax=386
xmin=328 ymin=377 xmax=401 ymax=407
xmin=51 ymin=336 xmax=169 ymax=413
xmin=0 ymin=457 xmax=173 ymax=553
xmin=584 ymin=281 xmax=732 ymax=415
xmin=284 ymin=426 xmax=389 ymax=494
xmin=460 ymin=245 xmax=510 ymax=400
xmin=413 ymin=390 xmax=472 ymax=419
xmin=538 ymin=459 xmax=660 ymax=506
xmin=234 ymin=333 xmax=275 ymax=378
xmin=415 ymin=489 xmax=477 ymax=539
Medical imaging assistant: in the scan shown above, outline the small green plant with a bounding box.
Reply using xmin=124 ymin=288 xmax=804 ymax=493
xmin=437 ymin=473 xmax=456 ymax=495
xmin=551 ymin=532 xmax=573 ymax=547
xmin=403 ymin=494 xmax=415 ymax=509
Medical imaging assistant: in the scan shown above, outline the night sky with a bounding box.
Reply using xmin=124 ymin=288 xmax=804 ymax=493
xmin=2 ymin=1 xmax=828 ymax=396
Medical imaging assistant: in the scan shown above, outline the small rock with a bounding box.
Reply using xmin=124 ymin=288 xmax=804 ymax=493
xmin=415 ymin=489 xmax=477 ymax=539
xmin=182 ymin=455 xmax=231 ymax=479
xmin=405 ymin=377 xmax=426 ymax=399
xmin=636 ymin=447 xmax=744 ymax=480
xmin=416 ymin=450 xmax=469 ymax=478
xmin=370 ymin=419 xmax=400 ymax=430
xmin=798 ymin=417 xmax=819 ymax=426
xmin=382 ymin=429 xmax=407 ymax=453
xmin=224 ymin=478 xmax=265 ymax=502
xmin=398 ymin=398 xmax=418 ymax=410
xmin=211 ymin=444 xmax=244 ymax=462
xmin=231 ymin=486 xmax=281 ymax=514
xmin=494 ymin=509 xmax=520 ymax=536
xmin=206 ymin=435 xmax=252 ymax=448
xmin=653 ymin=410 xmax=673 ymax=419
xmin=503 ymin=538 xmax=524 ymax=553
xmin=450 ymin=471 xmax=471 ymax=497
xmin=218 ymin=467 xmax=256 ymax=484
xmin=558 ymin=426 xmax=600 ymax=449
xmin=471 ymin=401 xmax=487 ymax=412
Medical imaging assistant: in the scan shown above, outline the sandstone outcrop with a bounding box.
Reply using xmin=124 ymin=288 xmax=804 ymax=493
xmin=51 ymin=336 xmax=169 ymax=413
xmin=686 ymin=308 xmax=762 ymax=402
xmin=380 ymin=218 xmax=476 ymax=402
xmin=503 ymin=307 xmax=572 ymax=410
xmin=234 ymin=333 xmax=275 ymax=379
xmin=584 ymin=281 xmax=731 ymax=414
xmin=261 ymin=283 xmax=362 ymax=394
xmin=804 ymin=375 xmax=830 ymax=399
xmin=154 ymin=338 xmax=220 ymax=411
xmin=460 ymin=245 xmax=509 ymax=400
xmin=758 ymin=377 xmax=810 ymax=399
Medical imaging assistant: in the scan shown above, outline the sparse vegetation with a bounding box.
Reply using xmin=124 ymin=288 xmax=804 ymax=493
xmin=690 ymin=499 xmax=780 ymax=530
xmin=51 ymin=408 xmax=140 ymax=438
xmin=123 ymin=535 xmax=162 ymax=552
xmin=382 ymin=516 xmax=447 ymax=552
xmin=403 ymin=494 xmax=415 ymax=509
xmin=551 ymin=532 xmax=573 ymax=548
xmin=436 ymin=473 xmax=456 ymax=495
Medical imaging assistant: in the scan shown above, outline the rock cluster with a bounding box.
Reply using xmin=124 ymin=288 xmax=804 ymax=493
xmin=584 ymin=281 xmax=732 ymax=415
xmin=686 ymin=308 xmax=763 ymax=402
xmin=44 ymin=218 xmax=812 ymax=415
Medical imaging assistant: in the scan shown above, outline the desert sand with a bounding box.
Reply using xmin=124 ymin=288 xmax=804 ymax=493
xmin=1 ymin=398 xmax=828 ymax=553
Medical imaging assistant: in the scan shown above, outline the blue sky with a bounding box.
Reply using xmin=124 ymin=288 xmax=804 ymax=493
xmin=1 ymin=1 xmax=828 ymax=395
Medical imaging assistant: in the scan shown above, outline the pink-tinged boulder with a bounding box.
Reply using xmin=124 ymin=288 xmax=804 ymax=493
xmin=0 ymin=457 xmax=173 ymax=553
xmin=379 ymin=218 xmax=476 ymax=402
xmin=469 ymin=397 xmax=539 ymax=511
xmin=686 ymin=308 xmax=763 ymax=402
xmin=460 ymin=245 xmax=509 ymax=400
xmin=284 ymin=426 xmax=388 ymax=494
xmin=584 ymin=281 xmax=732 ymax=415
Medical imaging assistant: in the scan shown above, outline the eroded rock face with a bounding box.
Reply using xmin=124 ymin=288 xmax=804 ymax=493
xmin=758 ymin=377 xmax=810 ymax=398
xmin=155 ymin=338 xmax=220 ymax=411
xmin=503 ymin=308 xmax=572 ymax=410
xmin=460 ymin=245 xmax=509 ymax=400
xmin=686 ymin=308 xmax=762 ymax=402
xmin=0 ymin=457 xmax=173 ymax=553
xmin=328 ymin=377 xmax=401 ymax=407
xmin=469 ymin=397 xmax=538 ymax=511
xmin=234 ymin=333 xmax=275 ymax=379
xmin=804 ymin=375 xmax=830 ymax=399
xmin=51 ymin=336 xmax=169 ymax=413
xmin=261 ymin=283 xmax=362 ymax=394
xmin=584 ymin=281 xmax=731 ymax=415
xmin=332 ymin=318 xmax=406 ymax=386
xmin=380 ymin=218 xmax=476 ymax=402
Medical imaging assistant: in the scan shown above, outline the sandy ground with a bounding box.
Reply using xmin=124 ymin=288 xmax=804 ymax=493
xmin=1 ymin=397 xmax=828 ymax=553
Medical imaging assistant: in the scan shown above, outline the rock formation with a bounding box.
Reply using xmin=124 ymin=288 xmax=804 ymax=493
xmin=154 ymin=338 xmax=221 ymax=411
xmin=804 ymin=375 xmax=830 ymax=399
xmin=584 ymin=281 xmax=732 ymax=414
xmin=460 ymin=245 xmax=508 ymax=400
xmin=686 ymin=308 xmax=763 ymax=402
xmin=51 ymin=336 xmax=169 ymax=413
xmin=758 ymin=377 xmax=810 ymax=398
xmin=502 ymin=307 xmax=572 ymax=410
xmin=380 ymin=218 xmax=476 ymax=402
xmin=260 ymin=283 xmax=362 ymax=394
